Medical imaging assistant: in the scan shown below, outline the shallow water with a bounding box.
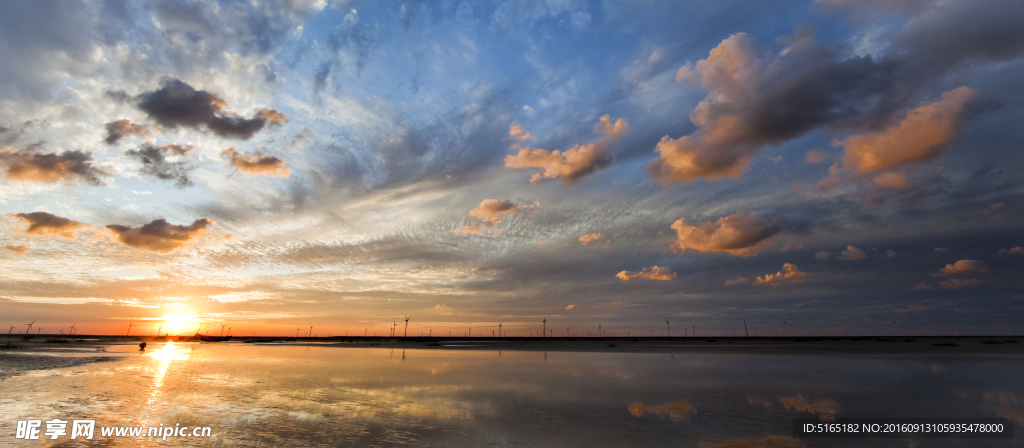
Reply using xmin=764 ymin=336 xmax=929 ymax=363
xmin=1 ymin=341 xmax=1022 ymax=447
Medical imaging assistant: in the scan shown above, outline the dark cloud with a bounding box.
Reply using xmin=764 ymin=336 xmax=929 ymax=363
xmin=891 ymin=0 xmax=1024 ymax=72
xmin=0 ymin=149 xmax=110 ymax=185
xmin=104 ymin=119 xmax=152 ymax=145
xmin=136 ymin=77 xmax=286 ymax=140
xmin=105 ymin=218 xmax=218 ymax=254
xmin=125 ymin=143 xmax=196 ymax=188
xmin=8 ymin=212 xmax=90 ymax=238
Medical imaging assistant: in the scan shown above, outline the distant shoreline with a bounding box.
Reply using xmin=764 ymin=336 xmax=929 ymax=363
xmin=3 ymin=334 xmax=1022 ymax=356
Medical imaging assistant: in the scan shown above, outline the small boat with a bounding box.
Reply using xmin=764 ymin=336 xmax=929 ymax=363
xmin=195 ymin=333 xmax=233 ymax=342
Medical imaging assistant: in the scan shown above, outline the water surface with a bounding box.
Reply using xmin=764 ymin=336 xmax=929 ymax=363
xmin=1 ymin=341 xmax=1022 ymax=447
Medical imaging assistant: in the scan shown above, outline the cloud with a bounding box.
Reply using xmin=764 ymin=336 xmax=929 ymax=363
xmin=136 ymin=77 xmax=286 ymax=140
xmin=814 ymin=251 xmax=832 ymax=260
xmin=4 ymin=245 xmax=29 ymax=256
xmin=752 ymin=263 xmax=807 ymax=287
xmin=885 ymin=249 xmax=897 ymax=258
xmin=939 ymin=278 xmax=983 ymax=289
xmin=125 ymin=144 xmax=196 ymax=187
xmin=0 ymin=149 xmax=110 ymax=185
xmin=222 ymin=148 xmax=289 ymax=177
xmin=805 ymin=150 xmax=828 ymax=164
xmin=724 ymin=277 xmax=747 ymax=285
xmin=647 ymin=31 xmax=908 ymax=185
xmin=914 ymin=283 xmax=933 ymax=290
xmin=8 ymin=212 xmax=90 ymax=238
xmin=565 ymin=304 xmax=577 ymax=311
xmin=105 ymin=218 xmax=218 ymax=254
xmin=616 ymin=266 xmax=677 ymax=281
xmin=838 ymin=246 xmax=867 ymax=260
xmin=670 ymin=211 xmax=811 ymax=257
xmin=999 ymin=247 xmax=1024 ymax=255
xmin=451 ymin=199 xmax=536 ymax=234
xmin=840 ymin=87 xmax=976 ymax=174
xmin=504 ymin=115 xmax=627 ymax=184
xmin=628 ymin=402 xmax=695 ymax=422
xmin=104 ymin=119 xmax=153 ymax=144
xmin=579 ymin=233 xmax=602 ymax=246
xmin=933 ymin=259 xmax=988 ymax=276
xmin=934 ymin=247 xmax=950 ymax=253
xmin=507 ymin=124 xmax=536 ymax=142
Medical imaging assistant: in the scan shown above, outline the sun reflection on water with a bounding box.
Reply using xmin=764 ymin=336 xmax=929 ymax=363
xmin=144 ymin=341 xmax=191 ymax=415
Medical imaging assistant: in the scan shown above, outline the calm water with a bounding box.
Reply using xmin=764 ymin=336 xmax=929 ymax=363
xmin=1 ymin=341 xmax=1022 ymax=447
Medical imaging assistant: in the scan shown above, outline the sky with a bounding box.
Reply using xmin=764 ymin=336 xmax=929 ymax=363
xmin=1 ymin=0 xmax=1022 ymax=338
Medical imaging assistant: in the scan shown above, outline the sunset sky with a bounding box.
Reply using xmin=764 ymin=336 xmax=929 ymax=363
xmin=1 ymin=0 xmax=1022 ymax=337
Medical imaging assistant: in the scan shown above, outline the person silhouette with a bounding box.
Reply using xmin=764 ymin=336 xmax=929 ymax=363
xmin=139 ymin=342 xmax=147 ymax=351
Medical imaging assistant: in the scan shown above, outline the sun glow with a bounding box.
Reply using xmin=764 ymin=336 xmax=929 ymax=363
xmin=159 ymin=314 xmax=202 ymax=335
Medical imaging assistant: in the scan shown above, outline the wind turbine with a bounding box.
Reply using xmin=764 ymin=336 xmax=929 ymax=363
xmin=220 ymin=324 xmax=226 ymax=336
xmin=404 ymin=316 xmax=410 ymax=338
xmin=126 ymin=321 xmax=134 ymax=336
xmin=37 ymin=327 xmax=43 ymax=334
xmin=156 ymin=324 xmax=163 ymax=336
xmin=598 ymin=324 xmax=601 ymax=337
xmin=498 ymin=323 xmax=502 ymax=338
xmin=308 ymin=325 xmax=313 ymax=337
xmin=25 ymin=319 xmax=36 ymax=334
xmin=9 ymin=325 xmax=15 ymax=335
xmin=542 ymin=318 xmax=546 ymax=338
xmin=666 ymin=320 xmax=670 ymax=337
xmin=70 ymin=323 xmax=77 ymax=335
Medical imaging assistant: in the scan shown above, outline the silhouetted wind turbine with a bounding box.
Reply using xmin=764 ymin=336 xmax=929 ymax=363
xmin=25 ymin=319 xmax=36 ymax=334
xmin=498 ymin=323 xmax=502 ymax=337
xmin=9 ymin=325 xmax=15 ymax=335
xmin=997 ymin=320 xmax=1006 ymax=336
xmin=157 ymin=324 xmax=162 ymax=335
xmin=404 ymin=316 xmax=410 ymax=337
xmin=70 ymin=323 xmax=77 ymax=335
xmin=542 ymin=318 xmax=546 ymax=338
xmin=220 ymin=324 xmax=227 ymax=336
xmin=37 ymin=327 xmax=43 ymax=334
xmin=666 ymin=320 xmax=670 ymax=337
xmin=308 ymin=325 xmax=313 ymax=337
xmin=126 ymin=321 xmax=134 ymax=336
xmin=744 ymin=320 xmax=750 ymax=337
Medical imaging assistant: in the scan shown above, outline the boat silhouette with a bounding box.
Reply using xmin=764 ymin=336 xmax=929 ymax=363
xmin=195 ymin=333 xmax=233 ymax=342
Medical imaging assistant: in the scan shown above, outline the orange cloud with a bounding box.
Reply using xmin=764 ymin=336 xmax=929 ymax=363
xmin=933 ymin=259 xmax=988 ymax=276
xmin=0 ymin=149 xmax=110 ymax=185
xmin=939 ymin=278 xmax=983 ymax=289
xmin=4 ymin=245 xmax=29 ymax=256
xmin=565 ymin=304 xmax=577 ymax=311
xmin=753 ymin=263 xmax=807 ymax=287
xmin=105 ymin=218 xmax=218 ymax=254
xmin=841 ymin=87 xmax=975 ymax=174
xmin=838 ymin=246 xmax=867 ymax=260
xmin=616 ymin=266 xmax=676 ymax=281
xmin=504 ymin=115 xmax=627 ymax=184
xmin=223 ymin=148 xmax=289 ymax=177
xmin=934 ymin=247 xmax=950 ymax=253
xmin=998 ymin=247 xmax=1023 ymax=255
xmin=670 ymin=211 xmax=810 ymax=257
xmin=579 ymin=233 xmax=602 ymax=246
xmin=628 ymin=402 xmax=695 ymax=421
xmin=104 ymin=119 xmax=152 ymax=144
xmin=451 ymin=199 xmax=536 ymax=234
xmin=780 ymin=395 xmax=838 ymax=421
xmin=158 ymin=144 xmax=194 ymax=156
xmin=724 ymin=277 xmax=747 ymax=285
xmin=507 ymin=124 xmax=536 ymax=142
xmin=914 ymin=283 xmax=932 ymax=290
xmin=814 ymin=251 xmax=831 ymax=260
xmin=9 ymin=212 xmax=90 ymax=238
xmin=256 ymin=108 xmax=288 ymax=123
xmin=873 ymin=172 xmax=912 ymax=190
